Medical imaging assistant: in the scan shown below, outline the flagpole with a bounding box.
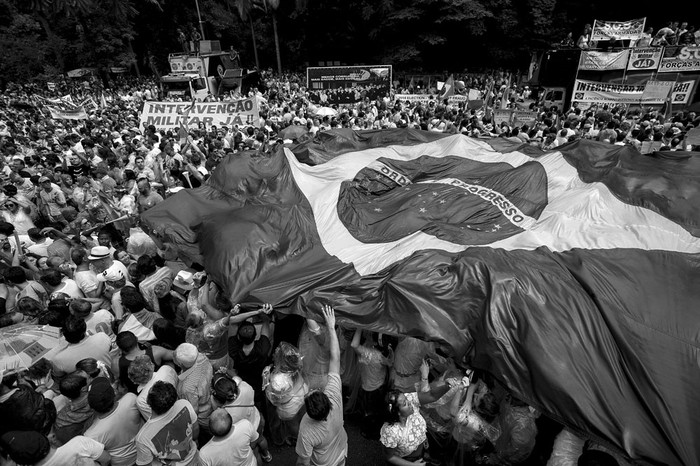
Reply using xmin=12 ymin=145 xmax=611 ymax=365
xmin=194 ymin=0 xmax=206 ymax=40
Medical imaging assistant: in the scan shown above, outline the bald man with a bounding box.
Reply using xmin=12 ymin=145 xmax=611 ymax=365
xmin=199 ymin=409 xmax=259 ymax=466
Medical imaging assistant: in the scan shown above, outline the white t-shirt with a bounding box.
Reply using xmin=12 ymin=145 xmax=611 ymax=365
xmin=49 ymin=332 xmax=112 ymax=377
xmin=26 ymin=239 xmax=54 ymax=257
xmin=136 ymin=366 xmax=179 ymax=420
xmin=199 ymin=420 xmax=258 ymax=466
xmin=84 ymin=309 xmax=115 ymax=337
xmin=85 ymin=393 xmax=143 ymax=466
xmin=74 ymin=269 xmax=101 ymax=296
xmin=135 ymin=399 xmax=198 ymax=466
xmin=53 ymin=278 xmax=85 ymax=300
xmin=41 ymin=435 xmax=104 ymax=466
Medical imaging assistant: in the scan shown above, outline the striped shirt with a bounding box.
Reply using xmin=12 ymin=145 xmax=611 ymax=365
xmin=177 ymin=354 xmax=213 ymax=425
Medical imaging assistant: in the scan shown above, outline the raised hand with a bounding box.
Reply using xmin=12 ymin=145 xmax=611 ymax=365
xmin=321 ymin=304 xmax=336 ymax=328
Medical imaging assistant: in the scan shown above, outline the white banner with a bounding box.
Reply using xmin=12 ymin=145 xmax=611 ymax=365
xmin=627 ymin=48 xmax=663 ymax=71
xmin=573 ymin=79 xmax=695 ymax=106
xmin=139 ymin=99 xmax=259 ymax=130
xmin=512 ymin=111 xmax=538 ymax=128
xmin=48 ymin=106 xmax=88 ymax=120
xmin=591 ymin=18 xmax=645 ymax=41
xmin=640 ymin=81 xmax=674 ymax=102
xmin=658 ymin=46 xmax=700 ymax=73
xmin=394 ymin=94 xmax=468 ymax=104
xmin=671 ymin=81 xmax=695 ymax=104
xmin=579 ymin=50 xmax=631 ymax=70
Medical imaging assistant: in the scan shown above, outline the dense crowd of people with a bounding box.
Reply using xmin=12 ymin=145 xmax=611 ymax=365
xmin=0 ymin=63 xmax=696 ymax=466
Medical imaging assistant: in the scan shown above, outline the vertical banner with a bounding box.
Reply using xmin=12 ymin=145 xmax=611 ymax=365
xmin=591 ymin=18 xmax=645 ymax=42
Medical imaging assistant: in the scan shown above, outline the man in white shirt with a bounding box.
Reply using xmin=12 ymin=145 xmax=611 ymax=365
xmin=48 ymin=314 xmax=112 ymax=379
xmin=128 ymin=355 xmax=179 ymax=420
xmin=295 ymin=306 xmax=348 ymax=466
xmin=85 ymin=377 xmax=143 ymax=466
xmin=134 ymin=381 xmax=199 ymax=466
xmin=70 ymin=298 xmax=114 ymax=337
xmin=199 ymin=409 xmax=258 ymax=466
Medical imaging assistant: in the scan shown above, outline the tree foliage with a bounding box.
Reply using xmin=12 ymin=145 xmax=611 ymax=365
xmin=0 ymin=0 xmax=682 ymax=83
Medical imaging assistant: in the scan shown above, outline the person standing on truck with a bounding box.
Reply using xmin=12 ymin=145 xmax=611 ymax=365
xmin=190 ymin=27 xmax=201 ymax=54
xmin=177 ymin=29 xmax=189 ymax=54
xmin=577 ymin=24 xmax=592 ymax=49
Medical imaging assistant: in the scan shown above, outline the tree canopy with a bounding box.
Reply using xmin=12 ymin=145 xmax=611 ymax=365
xmin=0 ymin=0 xmax=679 ymax=83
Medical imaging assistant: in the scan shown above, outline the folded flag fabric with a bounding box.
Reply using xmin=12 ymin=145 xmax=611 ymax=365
xmin=142 ymin=130 xmax=700 ymax=465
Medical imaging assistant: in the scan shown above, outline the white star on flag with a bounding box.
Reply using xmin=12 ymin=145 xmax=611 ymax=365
xmin=374 ymin=208 xmax=383 ymax=212
xmin=494 ymin=224 xmax=501 ymax=230
xmin=419 ymin=207 xmax=427 ymax=213
xmin=439 ymin=200 xmax=446 ymax=204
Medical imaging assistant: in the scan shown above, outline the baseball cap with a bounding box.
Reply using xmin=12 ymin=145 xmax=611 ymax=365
xmin=96 ymin=264 xmax=125 ymax=282
xmin=38 ymin=176 xmax=50 ymax=183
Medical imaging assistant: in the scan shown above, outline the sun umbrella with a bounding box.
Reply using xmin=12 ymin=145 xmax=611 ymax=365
xmin=0 ymin=324 xmax=62 ymax=374
xmin=315 ymin=107 xmax=337 ymax=117
xmin=279 ymin=125 xmax=309 ymax=141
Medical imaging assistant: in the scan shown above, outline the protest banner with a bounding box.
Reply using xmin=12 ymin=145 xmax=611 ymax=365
xmin=640 ymin=81 xmax=674 ymax=103
xmin=670 ymin=80 xmax=695 ymax=104
xmin=512 ymin=110 xmax=538 ymax=128
xmin=572 ymin=79 xmax=695 ymax=106
xmin=448 ymin=95 xmax=468 ymax=104
xmin=579 ymin=50 xmax=631 ymax=71
xmin=572 ymin=80 xmax=647 ymax=106
xmin=48 ymin=106 xmax=88 ymax=120
xmin=658 ymin=45 xmax=700 ymax=73
xmin=468 ymin=89 xmax=480 ymax=101
xmin=394 ymin=94 xmax=467 ymax=104
xmin=394 ymin=94 xmax=433 ymax=104
xmin=493 ymin=109 xmax=513 ymax=126
xmin=139 ymin=98 xmax=259 ymax=130
xmin=307 ymin=65 xmax=392 ymax=104
xmin=81 ymin=97 xmax=99 ymax=113
xmin=627 ymin=47 xmax=663 ymax=71
xmin=591 ymin=18 xmax=645 ymax=41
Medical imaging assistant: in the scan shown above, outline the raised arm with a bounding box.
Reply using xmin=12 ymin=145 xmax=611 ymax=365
xmin=321 ymin=305 xmax=340 ymax=374
xmin=350 ymin=327 xmax=362 ymax=350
